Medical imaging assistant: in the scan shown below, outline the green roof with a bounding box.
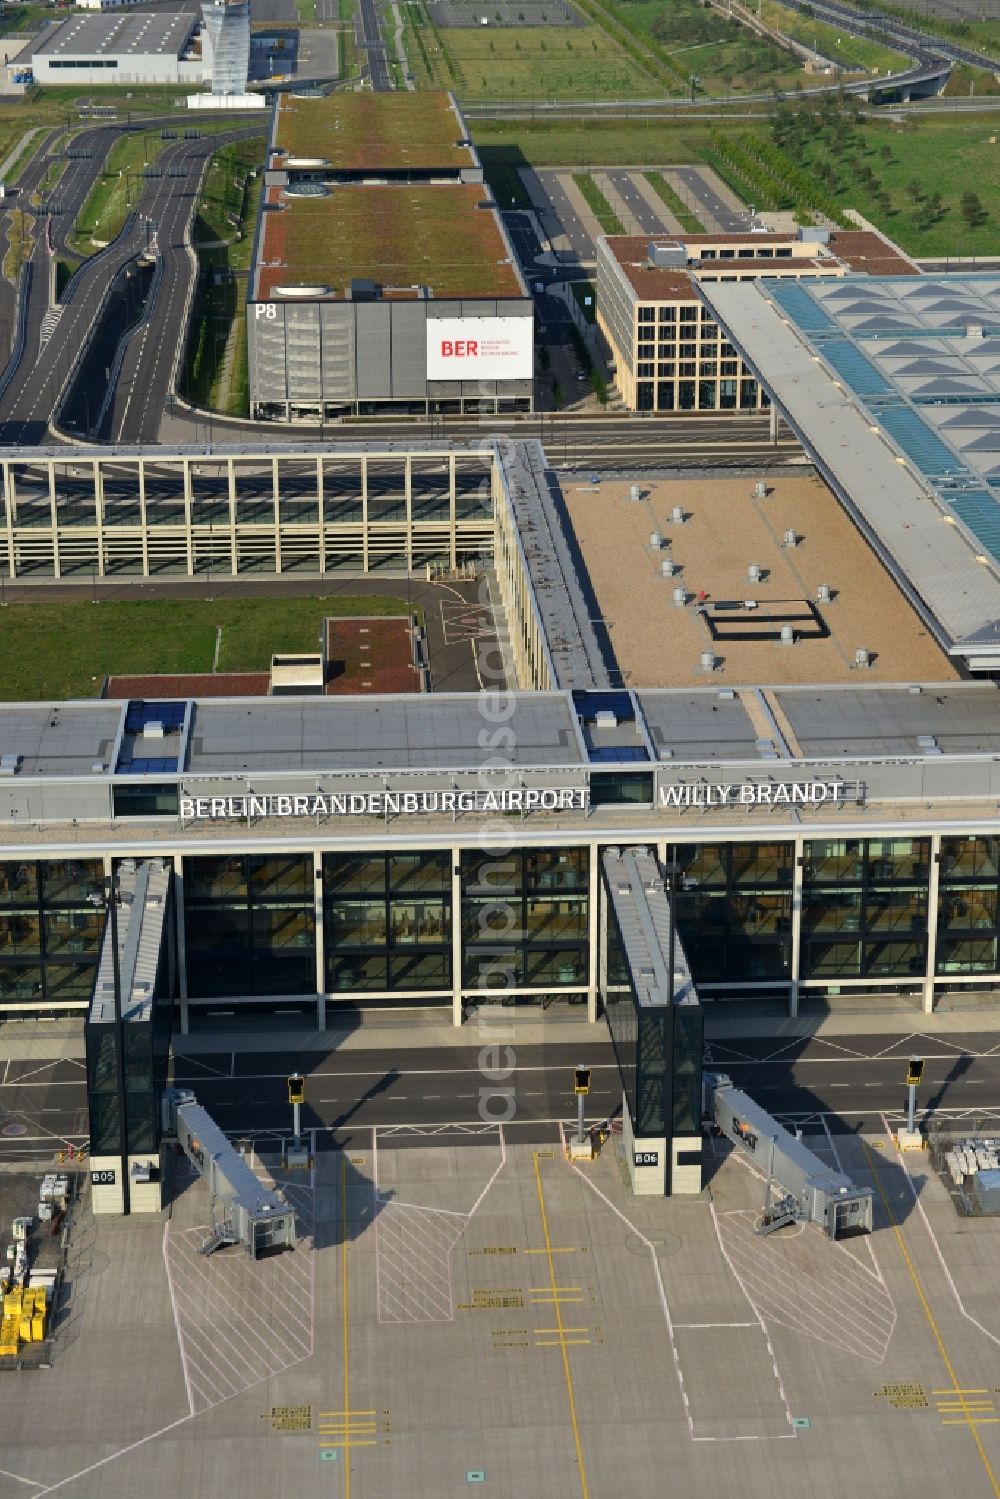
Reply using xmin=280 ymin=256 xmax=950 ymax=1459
xmin=272 ymin=91 xmax=476 ymax=173
xmin=256 ymin=182 xmax=522 ymax=300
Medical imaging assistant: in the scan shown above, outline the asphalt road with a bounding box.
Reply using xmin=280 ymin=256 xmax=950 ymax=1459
xmin=7 ymin=1028 xmax=1000 ymax=1160
xmin=0 ymin=125 xmax=259 ymax=447
xmin=0 ymin=1040 xmax=623 ymax=1158
xmin=357 ymin=0 xmax=391 ymax=90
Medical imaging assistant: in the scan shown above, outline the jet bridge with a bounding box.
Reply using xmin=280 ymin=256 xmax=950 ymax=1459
xmin=704 ymin=1072 xmax=873 ymax=1239
xmin=161 ymin=1088 xmax=297 ymax=1258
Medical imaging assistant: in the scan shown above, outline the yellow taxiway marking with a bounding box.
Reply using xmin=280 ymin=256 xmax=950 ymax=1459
xmin=525 ymin=1246 xmax=577 ymax=1255
xmin=864 ymin=1141 xmax=1000 ymax=1498
xmin=533 ymin=1151 xmax=590 ymax=1499
xmin=933 ymin=1391 xmax=990 ymax=1397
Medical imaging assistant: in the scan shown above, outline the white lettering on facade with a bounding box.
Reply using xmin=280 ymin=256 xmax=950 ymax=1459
xmin=176 ymin=787 xmax=589 ymax=819
xmin=659 ymin=781 xmax=855 ymax=809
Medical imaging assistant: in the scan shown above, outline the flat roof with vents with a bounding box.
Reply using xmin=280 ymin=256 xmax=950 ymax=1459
xmin=33 ymin=10 xmax=196 ymax=57
xmin=699 ymin=275 xmax=1000 ymax=672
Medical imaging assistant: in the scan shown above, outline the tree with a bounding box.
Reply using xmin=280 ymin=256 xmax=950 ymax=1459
xmin=906 ymin=178 xmax=921 ymax=203
xmin=961 ymin=191 xmax=984 ymax=228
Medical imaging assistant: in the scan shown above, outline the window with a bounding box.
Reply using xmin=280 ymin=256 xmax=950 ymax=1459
xmin=113 ymin=784 xmax=179 ymax=818
xmin=701 ymin=248 xmax=717 ymax=259
xmin=637 ymin=362 xmax=654 ymax=378
xmin=658 ymin=306 xmax=676 ymax=323
xmin=638 ymin=306 xmax=655 ymax=324
xmin=656 ymin=382 xmax=675 ymax=410
xmin=590 ymin=772 xmax=653 ymax=806
xmin=738 ymin=248 xmax=754 ymax=258
xmin=679 ymin=362 xmax=695 ymax=377
xmin=638 ymin=342 xmax=654 ymax=359
xmin=700 ymin=359 xmax=718 ymax=377
xmin=719 ymin=249 xmax=735 ymax=260
xmin=776 ymin=247 xmax=792 ymax=258
xmin=637 ymin=381 xmax=653 ymax=410
xmin=658 ymin=362 xmax=675 ymax=377
xmin=679 ymin=306 xmax=697 ymax=323
xmin=721 ymin=360 xmax=738 ymax=376
xmin=679 ymin=342 xmax=696 ymax=358
xmin=324 ymin=852 xmax=452 ymax=995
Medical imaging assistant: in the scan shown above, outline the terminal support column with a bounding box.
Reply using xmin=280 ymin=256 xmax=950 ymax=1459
xmin=316 ymin=454 xmax=326 ymax=577
xmin=789 ymin=837 xmax=804 ymax=1018
xmin=226 ymin=457 xmax=238 ymax=575
xmin=139 ymin=458 xmax=150 ymax=578
xmin=448 ymin=453 xmax=457 ymax=571
xmin=172 ymin=853 xmax=189 ymax=1034
xmin=451 ymin=845 xmax=463 ymax=1027
xmin=47 ymin=463 xmax=60 ymax=579
xmin=313 ymin=849 xmax=326 ymax=1030
xmin=93 ymin=458 xmax=106 ymax=577
xmin=923 ymin=832 xmax=941 ymax=1014
xmin=182 ymin=458 xmax=194 ymax=577
xmin=272 ymin=457 xmax=282 ymax=575
xmin=362 ymin=455 xmax=370 ymax=572
xmin=587 ymin=844 xmax=599 ymax=1024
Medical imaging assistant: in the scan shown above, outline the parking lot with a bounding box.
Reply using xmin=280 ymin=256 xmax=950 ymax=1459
xmin=523 ymin=165 xmax=752 ymax=265
xmin=3 ymin=1112 xmax=1000 ymax=1497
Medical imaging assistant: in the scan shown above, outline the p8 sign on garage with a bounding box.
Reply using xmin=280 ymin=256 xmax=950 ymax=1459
xmin=426 ymin=317 xmax=533 ymax=381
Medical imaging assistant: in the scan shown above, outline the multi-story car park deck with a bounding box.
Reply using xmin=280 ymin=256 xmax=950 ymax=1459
xmin=248 ymin=91 xmax=533 ymax=419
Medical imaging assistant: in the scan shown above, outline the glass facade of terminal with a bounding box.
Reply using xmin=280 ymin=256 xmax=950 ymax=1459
xmin=182 ymin=855 xmax=316 ymax=998
xmin=6 ymin=836 xmax=1000 ymax=1021
xmin=323 ymin=852 xmax=452 ymax=994
xmin=0 ymin=859 xmax=104 ymax=1007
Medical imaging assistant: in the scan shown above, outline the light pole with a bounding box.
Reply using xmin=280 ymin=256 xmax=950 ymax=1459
xmin=89 ymin=875 xmax=130 ymax=1215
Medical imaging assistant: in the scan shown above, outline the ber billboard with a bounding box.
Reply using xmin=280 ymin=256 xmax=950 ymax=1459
xmin=426 ymin=317 xmax=533 ymax=381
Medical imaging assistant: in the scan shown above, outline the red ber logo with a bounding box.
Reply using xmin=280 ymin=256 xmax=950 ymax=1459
xmin=441 ymin=340 xmax=479 ymax=357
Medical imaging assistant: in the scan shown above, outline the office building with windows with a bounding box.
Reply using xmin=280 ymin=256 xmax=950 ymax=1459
xmin=595 ymin=228 xmax=916 ymax=413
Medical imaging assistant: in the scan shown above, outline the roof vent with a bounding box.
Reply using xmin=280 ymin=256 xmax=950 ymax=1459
xmin=647 ymin=240 xmax=686 ymax=269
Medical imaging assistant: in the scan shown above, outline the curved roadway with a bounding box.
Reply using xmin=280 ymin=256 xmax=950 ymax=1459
xmin=0 ymin=124 xmax=259 ymax=446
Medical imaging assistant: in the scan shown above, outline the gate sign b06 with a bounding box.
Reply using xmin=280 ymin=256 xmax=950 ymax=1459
xmin=426 ymin=317 xmax=533 ymax=381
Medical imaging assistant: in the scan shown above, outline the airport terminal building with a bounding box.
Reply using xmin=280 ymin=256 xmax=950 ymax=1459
xmin=2 ymin=436 xmax=1000 ymax=1037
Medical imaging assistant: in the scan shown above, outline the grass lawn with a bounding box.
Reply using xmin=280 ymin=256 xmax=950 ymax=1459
xmin=475 ymin=119 xmax=736 ymax=169
xmin=193 ymin=136 xmax=264 ymax=244
xmin=407 ymin=16 xmax=656 ymax=98
xmin=791 ymin=114 xmax=1000 ymax=256
xmin=603 ymin=0 xmax=801 ymax=93
xmin=185 ymin=138 xmax=265 ymax=416
xmin=0 ymin=596 xmax=413 ymax=700
xmin=760 ymin=0 xmax=909 ymax=72
xmin=26 ymin=84 xmax=195 ymax=119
